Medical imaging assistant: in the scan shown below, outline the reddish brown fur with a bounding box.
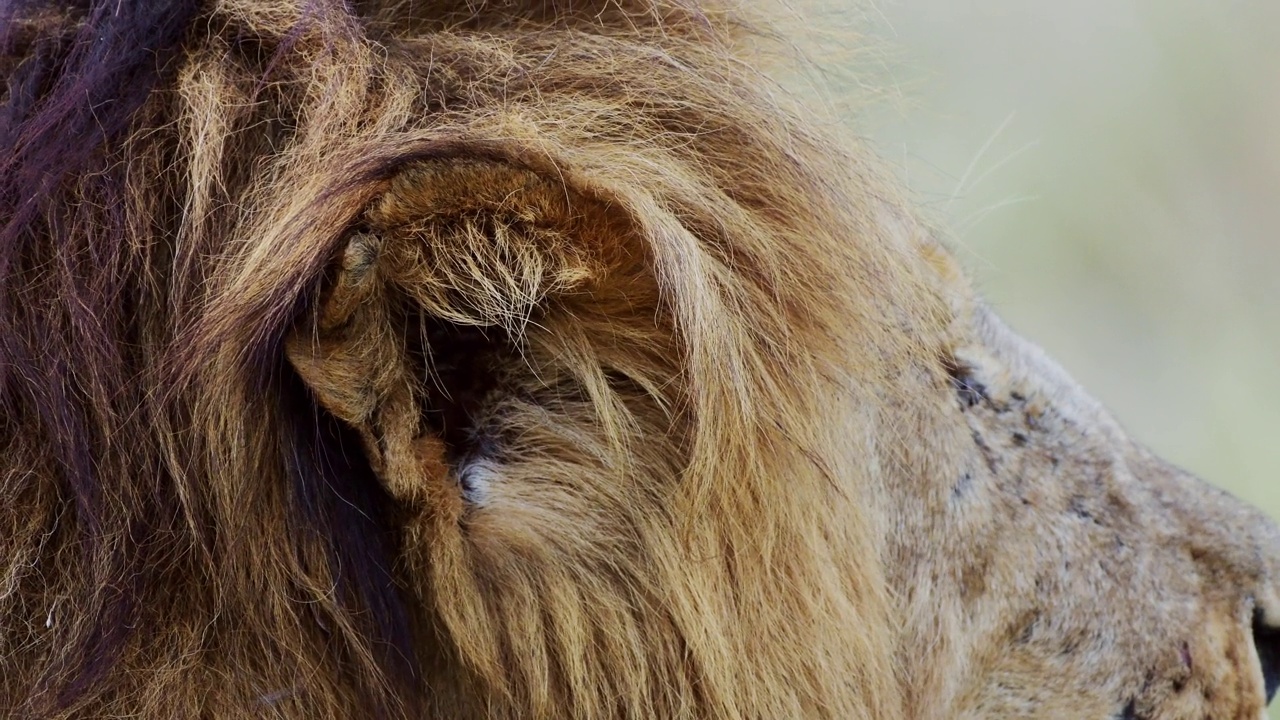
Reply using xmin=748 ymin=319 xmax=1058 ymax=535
xmin=3 ymin=1 xmax=1279 ymax=718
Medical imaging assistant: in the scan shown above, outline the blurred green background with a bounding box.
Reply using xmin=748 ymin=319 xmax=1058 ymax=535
xmin=843 ymin=0 xmax=1279 ymax=710
xmin=851 ymin=0 xmax=1280 ymax=517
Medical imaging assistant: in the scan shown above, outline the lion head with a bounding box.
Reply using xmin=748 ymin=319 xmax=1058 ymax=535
xmin=2 ymin=1 xmax=1277 ymax=718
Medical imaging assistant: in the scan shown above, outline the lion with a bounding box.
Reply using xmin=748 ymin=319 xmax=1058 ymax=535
xmin=1 ymin=0 xmax=1277 ymax=718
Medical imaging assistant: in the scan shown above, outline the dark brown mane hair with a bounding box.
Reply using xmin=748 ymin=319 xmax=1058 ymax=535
xmin=1 ymin=0 xmax=927 ymax=717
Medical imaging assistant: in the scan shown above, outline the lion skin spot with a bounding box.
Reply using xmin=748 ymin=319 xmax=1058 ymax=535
xmin=945 ymin=357 xmax=990 ymax=409
xmin=1170 ymin=646 xmax=1192 ymax=693
xmin=970 ymin=428 xmax=1000 ymax=474
xmin=1115 ymin=698 xmax=1143 ymax=720
xmin=1068 ymin=496 xmax=1104 ymax=526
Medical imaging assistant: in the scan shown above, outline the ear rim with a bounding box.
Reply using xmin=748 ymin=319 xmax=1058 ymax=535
xmin=363 ymin=157 xmax=615 ymax=331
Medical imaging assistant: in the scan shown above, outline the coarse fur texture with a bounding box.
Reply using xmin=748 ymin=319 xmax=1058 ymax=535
xmin=1 ymin=0 xmax=1278 ymax=718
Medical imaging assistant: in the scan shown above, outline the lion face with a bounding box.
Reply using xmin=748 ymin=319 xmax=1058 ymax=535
xmin=896 ymin=295 xmax=1280 ymax=719
xmin=2 ymin=1 xmax=1277 ymax=718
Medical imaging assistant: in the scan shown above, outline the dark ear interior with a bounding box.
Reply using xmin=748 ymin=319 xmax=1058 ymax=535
xmin=404 ymin=313 xmax=510 ymax=465
xmin=397 ymin=307 xmax=522 ymax=506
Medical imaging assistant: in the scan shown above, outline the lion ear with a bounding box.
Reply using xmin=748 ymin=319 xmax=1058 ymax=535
xmin=283 ymin=157 xmax=622 ymax=506
xmin=287 ymin=156 xmax=606 ymax=412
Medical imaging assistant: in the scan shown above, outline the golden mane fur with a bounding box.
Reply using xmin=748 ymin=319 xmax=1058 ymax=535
xmin=3 ymin=1 xmax=1279 ymax=718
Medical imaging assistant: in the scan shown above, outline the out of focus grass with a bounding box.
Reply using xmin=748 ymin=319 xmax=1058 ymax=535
xmin=851 ymin=0 xmax=1279 ymax=712
xmin=858 ymin=0 xmax=1280 ymax=515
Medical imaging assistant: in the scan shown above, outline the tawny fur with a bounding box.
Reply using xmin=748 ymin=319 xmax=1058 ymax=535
xmin=2 ymin=1 xmax=1278 ymax=718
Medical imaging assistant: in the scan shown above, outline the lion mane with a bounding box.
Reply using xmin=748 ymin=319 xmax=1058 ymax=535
xmin=0 ymin=0 xmax=937 ymax=717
